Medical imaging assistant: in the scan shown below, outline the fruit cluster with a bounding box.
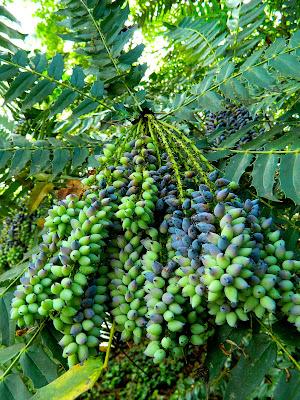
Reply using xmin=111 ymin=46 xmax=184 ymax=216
xmin=11 ymin=115 xmax=300 ymax=367
xmin=205 ymin=104 xmax=264 ymax=147
xmin=0 ymin=207 xmax=37 ymax=271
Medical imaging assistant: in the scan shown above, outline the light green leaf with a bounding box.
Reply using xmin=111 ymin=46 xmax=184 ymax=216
xmin=0 ymin=343 xmax=24 ymax=364
xmin=0 ymin=263 xmax=27 ymax=285
xmin=20 ymin=344 xmax=58 ymax=389
xmin=279 ymin=153 xmax=300 ymax=204
xmin=252 ymin=154 xmax=279 ymax=200
xmin=270 ymin=54 xmax=300 ymax=80
xmin=243 ymin=66 xmax=275 ymax=88
xmin=264 ymin=38 xmax=285 ymax=59
xmin=0 ymin=374 xmax=30 ymax=400
xmin=31 ymin=358 xmax=103 ymax=400
xmin=240 ymin=48 xmax=264 ymax=71
xmin=224 ymin=153 xmax=254 ymax=183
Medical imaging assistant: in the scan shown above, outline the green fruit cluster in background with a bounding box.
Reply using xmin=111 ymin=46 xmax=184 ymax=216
xmin=10 ymin=115 xmax=300 ymax=368
xmin=0 ymin=202 xmax=38 ymax=271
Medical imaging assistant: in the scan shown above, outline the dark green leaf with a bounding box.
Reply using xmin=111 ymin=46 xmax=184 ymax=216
xmin=72 ymin=99 xmax=99 ymax=118
xmin=22 ymin=80 xmax=56 ymax=109
xmin=90 ymin=81 xmax=104 ymax=98
xmin=48 ymin=54 xmax=64 ymax=80
xmin=41 ymin=327 xmax=67 ymax=368
xmin=0 ymin=374 xmax=30 ymax=400
xmin=279 ymin=153 xmax=300 ymax=204
xmin=0 ymin=150 xmax=11 ymax=170
xmin=252 ymin=154 xmax=279 ymax=201
xmin=30 ymin=149 xmax=51 ymax=175
xmin=50 ymin=89 xmax=78 ymax=117
xmin=0 ymin=65 xmax=18 ymax=80
xmin=0 ymin=292 xmax=15 ymax=346
xmin=5 ymin=72 xmax=36 ymax=103
xmin=52 ymin=148 xmax=70 ymax=175
xmin=20 ymin=344 xmax=58 ymax=389
xmin=32 ymin=53 xmax=47 ymax=73
xmin=12 ymin=50 xmax=28 ymax=67
xmin=70 ymin=66 xmax=85 ymax=89
xmin=72 ymin=147 xmax=89 ymax=169
xmin=274 ymin=370 xmax=300 ymax=400
xmin=224 ymin=153 xmax=254 ymax=183
xmin=224 ymin=334 xmax=277 ymax=400
xmin=8 ymin=149 xmax=31 ymax=177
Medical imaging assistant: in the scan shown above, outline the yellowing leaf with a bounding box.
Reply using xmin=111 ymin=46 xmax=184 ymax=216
xmin=28 ymin=182 xmax=54 ymax=213
xmin=31 ymin=358 xmax=103 ymax=400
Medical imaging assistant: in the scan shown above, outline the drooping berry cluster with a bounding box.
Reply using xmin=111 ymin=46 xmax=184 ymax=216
xmin=11 ymin=115 xmax=300 ymax=367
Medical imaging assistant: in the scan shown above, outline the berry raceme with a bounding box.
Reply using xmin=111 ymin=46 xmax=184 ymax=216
xmin=205 ymin=104 xmax=264 ymax=147
xmin=0 ymin=204 xmax=37 ymax=271
xmin=11 ymin=115 xmax=300 ymax=367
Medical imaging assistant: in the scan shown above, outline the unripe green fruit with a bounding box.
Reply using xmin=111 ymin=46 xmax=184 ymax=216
xmin=60 ymin=289 xmax=73 ymax=302
xmin=260 ymin=296 xmax=276 ymax=312
xmin=25 ymin=293 xmax=36 ymax=304
xmin=18 ymin=305 xmax=29 ymax=315
xmin=253 ymin=285 xmax=266 ymax=298
xmin=169 ymin=303 xmax=182 ymax=315
xmin=208 ymin=280 xmax=223 ymax=293
xmin=82 ymin=320 xmax=94 ymax=331
xmin=153 ymin=349 xmax=166 ymax=363
xmin=191 ymin=335 xmax=205 ymax=346
xmin=191 ymin=324 xmax=205 ymax=335
xmin=76 ymin=333 xmax=87 ymax=345
xmin=224 ymin=286 xmax=238 ymax=303
xmin=144 ymin=341 xmax=160 ymax=357
xmin=163 ymin=310 xmax=174 ymax=322
xmin=147 ymin=323 xmax=162 ymax=336
xmin=179 ymin=335 xmax=189 ymax=346
xmin=226 ymin=312 xmax=237 ymax=327
xmin=215 ymin=311 xmax=226 ymax=325
xmin=78 ymin=344 xmax=89 ymax=362
xmin=235 ymin=308 xmax=248 ymax=321
xmin=161 ymin=337 xmax=172 ymax=349
xmin=244 ymin=296 xmax=259 ymax=313
xmin=63 ymin=342 xmax=78 ymax=357
xmin=254 ymin=304 xmax=265 ymax=319
xmin=87 ymin=336 xmax=99 ymax=348
xmin=168 ymin=320 xmax=184 ymax=332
